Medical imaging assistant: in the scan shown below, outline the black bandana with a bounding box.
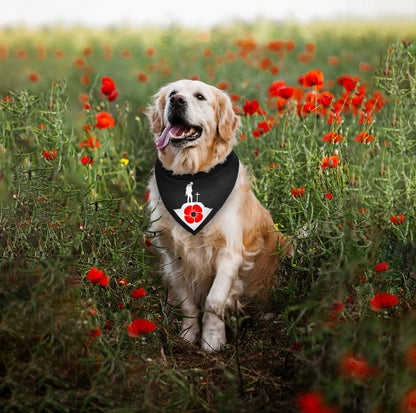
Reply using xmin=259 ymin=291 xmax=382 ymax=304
xmin=155 ymin=151 xmax=239 ymax=235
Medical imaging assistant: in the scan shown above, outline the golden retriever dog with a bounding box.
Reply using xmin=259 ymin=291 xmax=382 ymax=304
xmin=146 ymin=79 xmax=289 ymax=352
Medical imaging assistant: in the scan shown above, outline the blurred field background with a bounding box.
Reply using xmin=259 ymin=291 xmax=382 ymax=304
xmin=1 ymin=16 xmax=416 ymax=413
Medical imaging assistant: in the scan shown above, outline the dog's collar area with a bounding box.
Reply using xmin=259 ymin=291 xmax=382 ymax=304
xmin=155 ymin=151 xmax=239 ymax=235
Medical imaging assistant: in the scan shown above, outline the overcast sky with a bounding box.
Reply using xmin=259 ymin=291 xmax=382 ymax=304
xmin=1 ymin=0 xmax=416 ymax=28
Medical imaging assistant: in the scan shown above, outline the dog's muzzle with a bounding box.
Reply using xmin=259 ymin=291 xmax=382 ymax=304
xmin=156 ymin=95 xmax=203 ymax=151
xmin=167 ymin=94 xmax=187 ymax=125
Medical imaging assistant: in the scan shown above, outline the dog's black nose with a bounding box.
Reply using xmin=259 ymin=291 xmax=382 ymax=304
xmin=170 ymin=94 xmax=186 ymax=107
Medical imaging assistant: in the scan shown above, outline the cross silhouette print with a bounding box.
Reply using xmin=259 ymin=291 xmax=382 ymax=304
xmin=195 ymin=192 xmax=200 ymax=202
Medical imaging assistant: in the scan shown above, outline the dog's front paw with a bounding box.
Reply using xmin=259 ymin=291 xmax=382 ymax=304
xmin=180 ymin=319 xmax=200 ymax=344
xmin=201 ymin=331 xmax=226 ymax=352
xmin=201 ymin=313 xmax=226 ymax=352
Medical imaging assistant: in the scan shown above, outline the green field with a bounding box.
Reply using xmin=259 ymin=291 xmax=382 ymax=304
xmin=1 ymin=21 xmax=416 ymax=412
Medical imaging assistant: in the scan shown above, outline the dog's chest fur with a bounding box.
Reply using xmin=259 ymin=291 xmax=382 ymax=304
xmin=147 ymin=171 xmax=246 ymax=301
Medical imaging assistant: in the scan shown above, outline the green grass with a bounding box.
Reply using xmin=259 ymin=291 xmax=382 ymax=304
xmin=1 ymin=21 xmax=416 ymax=412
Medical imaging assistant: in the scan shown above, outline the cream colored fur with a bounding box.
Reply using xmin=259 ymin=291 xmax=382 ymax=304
xmin=146 ymin=80 xmax=289 ymax=352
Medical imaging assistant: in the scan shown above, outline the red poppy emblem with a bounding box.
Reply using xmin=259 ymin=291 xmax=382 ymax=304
xmin=184 ymin=204 xmax=203 ymax=224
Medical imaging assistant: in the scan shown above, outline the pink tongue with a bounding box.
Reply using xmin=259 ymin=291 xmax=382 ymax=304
xmin=156 ymin=124 xmax=188 ymax=151
xmin=156 ymin=124 xmax=173 ymax=151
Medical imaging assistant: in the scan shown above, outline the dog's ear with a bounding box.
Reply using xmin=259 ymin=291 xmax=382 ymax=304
xmin=217 ymin=92 xmax=241 ymax=142
xmin=146 ymin=87 xmax=167 ymax=135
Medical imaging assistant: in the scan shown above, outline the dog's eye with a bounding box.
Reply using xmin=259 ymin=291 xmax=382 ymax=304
xmin=195 ymin=93 xmax=206 ymax=101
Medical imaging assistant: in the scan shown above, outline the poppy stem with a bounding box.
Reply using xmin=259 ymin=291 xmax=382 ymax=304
xmin=234 ymin=299 xmax=245 ymax=398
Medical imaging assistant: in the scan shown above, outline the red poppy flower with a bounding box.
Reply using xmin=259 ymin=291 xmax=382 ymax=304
xmin=44 ymin=150 xmax=57 ymax=160
xmin=339 ymin=352 xmax=378 ymax=381
xmin=87 ymin=267 xmax=109 ymax=286
xmin=401 ymin=386 xmax=416 ymax=413
xmin=184 ymin=204 xmax=203 ymax=224
xmin=297 ymin=52 xmax=314 ymax=64
xmin=117 ymin=278 xmax=127 ymax=286
xmin=120 ymin=50 xmax=133 ymax=62
xmin=373 ymin=262 xmax=388 ymax=273
xmin=360 ymin=62 xmax=372 ymax=72
xmin=296 ymin=391 xmax=336 ymax=413
xmin=54 ymin=50 xmax=64 ymax=59
xmin=268 ymin=80 xmax=286 ymax=97
xmin=96 ymin=111 xmax=115 ymax=129
xmin=101 ymin=76 xmax=116 ymax=95
xmin=366 ymin=91 xmax=386 ymax=113
xmin=327 ymin=110 xmax=342 ymax=126
xmin=271 ymin=66 xmax=280 ymax=76
xmin=28 ymin=71 xmax=40 ymax=83
xmin=252 ymin=119 xmax=273 ymax=137
xmin=321 ymin=156 xmax=339 ymax=169
xmin=107 ymin=89 xmax=119 ymax=102
xmin=267 ymin=40 xmax=284 ymax=52
xmin=79 ymin=136 xmax=101 ymax=149
xmin=131 ymin=288 xmax=146 ymax=299
xmin=305 ymin=91 xmax=318 ymax=103
xmin=259 ymin=57 xmax=272 ymax=71
xmin=369 ymin=292 xmax=398 ymax=311
xmin=127 ymin=319 xmax=156 ymax=337
xmin=216 ymin=81 xmax=231 ymax=91
xmin=143 ymin=46 xmax=155 ymax=57
xmin=322 ymin=132 xmax=344 ymax=143
xmin=82 ymin=45 xmax=93 ymax=56
xmin=328 ymin=56 xmax=340 ymax=66
xmin=355 ymin=131 xmax=375 ymax=143
xmin=275 ymin=86 xmax=295 ymax=99
xmin=80 ymin=74 xmax=90 ymax=85
xmin=337 ymin=74 xmax=358 ymax=91
xmin=88 ymin=326 xmax=102 ymax=339
xmin=331 ymin=300 xmax=344 ymax=312
xmin=282 ymin=39 xmax=295 ymax=51
xmin=300 ymin=101 xmax=317 ymax=116
xmin=342 ymin=77 xmax=358 ymax=92
xmin=276 ymin=98 xmax=287 ymax=112
xmin=81 ymin=156 xmax=94 ymax=165
xmin=326 ymin=191 xmax=333 ymax=200
xmin=79 ymin=93 xmax=90 ymax=109
xmin=391 ymin=215 xmax=405 ymax=225
xmin=317 ymin=91 xmax=334 ymax=107
xmin=229 ymin=93 xmax=241 ymax=102
xmin=243 ymin=99 xmax=260 ymax=115
xmin=137 ymin=71 xmax=149 ymax=83
xmin=303 ymin=70 xmax=324 ymax=90
xmin=359 ymin=109 xmax=374 ymax=125
xmin=305 ymin=42 xmax=316 ymax=53
xmin=351 ymin=94 xmax=364 ymax=107
xmin=406 ymin=344 xmax=416 ymax=370
xmin=292 ymin=187 xmax=305 ymax=198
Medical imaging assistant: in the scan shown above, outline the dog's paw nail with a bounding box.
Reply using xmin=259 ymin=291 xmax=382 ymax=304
xmin=201 ymin=333 xmax=225 ymax=352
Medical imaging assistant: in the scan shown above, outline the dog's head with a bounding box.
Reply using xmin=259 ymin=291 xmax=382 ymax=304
xmin=147 ymin=80 xmax=240 ymax=174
